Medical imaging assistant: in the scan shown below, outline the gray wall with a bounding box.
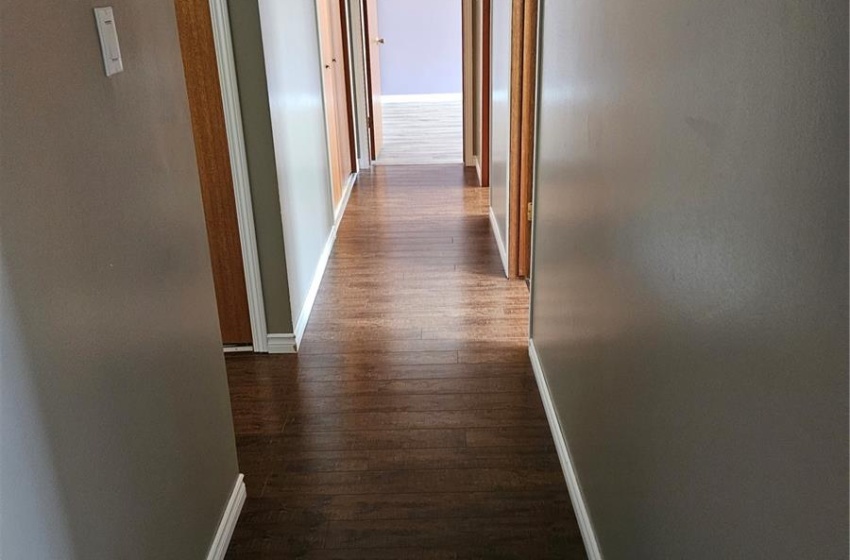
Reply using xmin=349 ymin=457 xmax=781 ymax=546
xmin=489 ymin=0 xmax=510 ymax=265
xmin=228 ymin=0 xmax=293 ymax=333
xmin=531 ymin=0 xmax=848 ymax=557
xmin=0 ymin=1 xmax=240 ymax=559
xmin=258 ymin=0 xmax=335 ymax=330
xmin=377 ymin=0 xmax=462 ymax=95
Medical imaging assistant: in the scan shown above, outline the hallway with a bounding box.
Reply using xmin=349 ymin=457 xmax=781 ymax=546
xmin=224 ymin=165 xmax=585 ymax=558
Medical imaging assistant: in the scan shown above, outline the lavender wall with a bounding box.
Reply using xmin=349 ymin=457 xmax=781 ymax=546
xmin=377 ymin=0 xmax=462 ymax=95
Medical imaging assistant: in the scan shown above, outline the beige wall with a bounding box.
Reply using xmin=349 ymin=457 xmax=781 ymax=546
xmin=0 ymin=1 xmax=240 ymax=558
xmin=228 ymin=0 xmax=293 ymax=333
xmin=531 ymin=0 xmax=848 ymax=556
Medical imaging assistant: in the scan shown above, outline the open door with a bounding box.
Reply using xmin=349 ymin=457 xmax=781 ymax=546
xmin=174 ymin=0 xmax=252 ymax=345
xmin=362 ymin=0 xmax=384 ymax=159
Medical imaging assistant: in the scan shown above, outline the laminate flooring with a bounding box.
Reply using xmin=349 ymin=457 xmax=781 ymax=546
xmin=376 ymin=97 xmax=463 ymax=165
xmin=225 ymin=165 xmax=586 ymax=559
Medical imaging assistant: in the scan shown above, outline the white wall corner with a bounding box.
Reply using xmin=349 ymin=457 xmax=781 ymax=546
xmin=266 ymin=333 xmax=297 ymax=354
xmin=489 ymin=206 xmax=509 ymax=277
xmin=288 ymin=173 xmax=354 ymax=351
xmin=528 ymin=339 xmax=604 ymax=560
xmin=206 ymin=474 xmax=246 ymax=560
xmin=474 ymin=155 xmax=482 ymax=186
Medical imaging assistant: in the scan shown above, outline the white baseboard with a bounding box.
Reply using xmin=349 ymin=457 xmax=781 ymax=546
xmin=206 ymin=474 xmax=246 ymax=560
xmin=266 ymin=333 xmax=297 ymax=354
xmin=335 ymin=172 xmax=357 ymax=225
xmin=290 ymin=173 xmax=355 ymax=351
xmin=489 ymin=207 xmax=509 ymax=277
xmin=292 ymin=224 xmax=337 ymax=349
xmin=223 ymin=345 xmax=253 ymax=354
xmin=270 ymin=175 xmax=355 ymax=355
xmin=528 ymin=339 xmax=603 ymax=560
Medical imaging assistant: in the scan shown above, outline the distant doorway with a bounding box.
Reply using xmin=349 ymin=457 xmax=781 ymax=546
xmin=363 ymin=0 xmax=470 ymax=165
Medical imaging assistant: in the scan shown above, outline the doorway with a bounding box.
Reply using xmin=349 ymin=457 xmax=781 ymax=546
xmin=361 ymin=0 xmax=475 ymax=166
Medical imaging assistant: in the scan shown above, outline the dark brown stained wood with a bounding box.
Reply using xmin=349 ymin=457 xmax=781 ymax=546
xmin=174 ymin=0 xmax=252 ymax=344
xmin=225 ymin=165 xmax=585 ymax=558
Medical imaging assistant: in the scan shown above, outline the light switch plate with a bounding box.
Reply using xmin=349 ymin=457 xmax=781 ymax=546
xmin=94 ymin=7 xmax=123 ymax=76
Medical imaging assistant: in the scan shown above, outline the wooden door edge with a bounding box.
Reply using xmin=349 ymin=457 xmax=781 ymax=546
xmin=518 ymin=0 xmax=538 ymax=278
xmin=507 ymin=0 xmax=525 ymax=279
xmin=481 ymin=0 xmax=492 ymax=187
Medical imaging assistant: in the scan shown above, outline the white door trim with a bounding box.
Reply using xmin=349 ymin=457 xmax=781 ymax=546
xmin=528 ymin=340 xmax=603 ymax=559
xmin=208 ymin=0 xmax=269 ymax=352
xmin=463 ymin=0 xmax=475 ymax=166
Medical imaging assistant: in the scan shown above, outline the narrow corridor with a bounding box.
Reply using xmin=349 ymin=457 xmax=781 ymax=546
xmin=225 ymin=165 xmax=585 ymax=558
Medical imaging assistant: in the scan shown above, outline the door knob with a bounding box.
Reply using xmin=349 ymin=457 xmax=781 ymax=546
xmin=376 ymin=37 xmax=385 ymax=44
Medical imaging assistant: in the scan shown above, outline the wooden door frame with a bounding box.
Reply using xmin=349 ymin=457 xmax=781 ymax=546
xmin=316 ymin=0 xmax=344 ymax=208
xmin=202 ymin=0 xmax=269 ymax=352
xmin=479 ymin=0 xmax=491 ymax=187
xmin=516 ymin=0 xmax=538 ymax=277
xmin=506 ymin=0 xmax=537 ymax=278
xmin=353 ymin=0 xmax=476 ymax=165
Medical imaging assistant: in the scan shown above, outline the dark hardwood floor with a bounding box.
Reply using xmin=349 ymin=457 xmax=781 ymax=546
xmin=224 ymin=165 xmax=586 ymax=559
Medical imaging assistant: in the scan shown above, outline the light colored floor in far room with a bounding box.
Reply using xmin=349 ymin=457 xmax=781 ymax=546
xmin=375 ymin=94 xmax=463 ymax=165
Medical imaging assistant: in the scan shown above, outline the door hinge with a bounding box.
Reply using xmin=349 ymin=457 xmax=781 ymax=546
xmin=527 ymin=202 xmax=533 ymax=222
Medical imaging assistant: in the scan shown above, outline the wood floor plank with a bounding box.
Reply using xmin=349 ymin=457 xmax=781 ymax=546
xmin=263 ymin=467 xmax=566 ymax=497
xmin=323 ymin=516 xmax=581 ymax=552
xmin=280 ymin=447 xmax=559 ymax=474
xmin=225 ymin=165 xmax=584 ymax=558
